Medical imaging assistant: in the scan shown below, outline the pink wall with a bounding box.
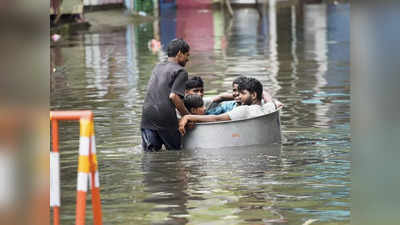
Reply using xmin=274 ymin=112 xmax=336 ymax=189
xmin=176 ymin=8 xmax=214 ymax=52
xmin=176 ymin=0 xmax=213 ymax=9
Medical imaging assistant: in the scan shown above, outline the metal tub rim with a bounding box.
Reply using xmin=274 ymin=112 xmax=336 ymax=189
xmin=191 ymin=107 xmax=282 ymax=126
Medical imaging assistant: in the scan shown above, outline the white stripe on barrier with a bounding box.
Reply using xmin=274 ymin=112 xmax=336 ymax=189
xmin=91 ymin=136 xmax=96 ymax=154
xmin=50 ymin=152 xmax=61 ymax=207
xmin=79 ymin=137 xmax=90 ymax=156
xmin=77 ymin=172 xmax=89 ymax=192
xmin=95 ymin=171 xmax=100 ymax=188
xmin=88 ymin=171 xmax=100 ymax=189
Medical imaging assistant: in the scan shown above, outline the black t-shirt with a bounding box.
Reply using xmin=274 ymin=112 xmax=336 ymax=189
xmin=141 ymin=62 xmax=188 ymax=131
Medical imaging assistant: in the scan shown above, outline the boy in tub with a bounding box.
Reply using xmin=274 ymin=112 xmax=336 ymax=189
xmin=179 ymin=77 xmax=276 ymax=135
xmin=206 ymin=76 xmax=283 ymax=115
xmin=184 ymin=76 xmax=233 ymax=112
xmin=184 ymin=94 xmax=206 ymax=115
xmin=184 ymin=76 xmax=283 ymax=115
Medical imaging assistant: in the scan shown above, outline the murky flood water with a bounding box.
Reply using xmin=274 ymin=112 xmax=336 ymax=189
xmin=51 ymin=2 xmax=350 ymax=225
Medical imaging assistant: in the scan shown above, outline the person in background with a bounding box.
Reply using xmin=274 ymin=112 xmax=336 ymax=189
xmin=141 ymin=38 xmax=191 ymax=151
xmin=179 ymin=78 xmax=276 ymax=135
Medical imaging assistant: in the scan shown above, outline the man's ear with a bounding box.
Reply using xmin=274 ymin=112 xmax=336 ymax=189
xmin=177 ymin=50 xmax=183 ymax=57
xmin=251 ymin=92 xmax=257 ymax=101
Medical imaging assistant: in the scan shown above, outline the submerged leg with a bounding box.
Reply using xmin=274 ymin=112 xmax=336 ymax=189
xmin=141 ymin=128 xmax=163 ymax=152
xmin=158 ymin=130 xmax=182 ymax=150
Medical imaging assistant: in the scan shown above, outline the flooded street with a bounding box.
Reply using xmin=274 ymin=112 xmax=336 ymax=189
xmin=51 ymin=2 xmax=350 ymax=225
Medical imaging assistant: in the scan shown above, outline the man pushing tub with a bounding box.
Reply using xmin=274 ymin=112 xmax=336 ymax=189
xmin=141 ymin=39 xmax=191 ymax=151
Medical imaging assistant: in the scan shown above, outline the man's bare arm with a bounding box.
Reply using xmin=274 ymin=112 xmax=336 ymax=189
xmin=186 ymin=114 xmax=231 ymax=123
xmin=170 ymin=93 xmax=189 ymax=116
xmin=212 ymin=93 xmax=234 ymax=103
xmin=179 ymin=114 xmax=231 ymax=135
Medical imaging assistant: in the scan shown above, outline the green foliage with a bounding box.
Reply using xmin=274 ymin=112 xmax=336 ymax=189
xmin=135 ymin=0 xmax=154 ymax=15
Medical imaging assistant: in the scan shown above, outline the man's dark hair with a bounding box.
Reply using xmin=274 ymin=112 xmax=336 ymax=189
xmin=185 ymin=76 xmax=204 ymax=90
xmin=184 ymin=94 xmax=204 ymax=111
xmin=232 ymin=76 xmax=248 ymax=86
xmin=167 ymin=38 xmax=190 ymax=57
xmin=238 ymin=77 xmax=263 ymax=101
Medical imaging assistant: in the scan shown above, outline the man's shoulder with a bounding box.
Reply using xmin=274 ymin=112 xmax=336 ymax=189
xmin=234 ymin=104 xmax=249 ymax=109
xmin=262 ymin=102 xmax=276 ymax=114
xmin=230 ymin=105 xmax=250 ymax=114
xmin=248 ymin=104 xmax=265 ymax=113
xmin=249 ymin=104 xmax=263 ymax=109
xmin=154 ymin=61 xmax=167 ymax=69
xmin=155 ymin=62 xmax=185 ymax=72
xmin=166 ymin=62 xmax=185 ymax=71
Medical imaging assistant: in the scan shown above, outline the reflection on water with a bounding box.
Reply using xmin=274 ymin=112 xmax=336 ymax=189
xmin=51 ymin=1 xmax=350 ymax=225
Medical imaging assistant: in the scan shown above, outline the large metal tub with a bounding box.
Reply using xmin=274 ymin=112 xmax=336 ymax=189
xmin=182 ymin=109 xmax=281 ymax=149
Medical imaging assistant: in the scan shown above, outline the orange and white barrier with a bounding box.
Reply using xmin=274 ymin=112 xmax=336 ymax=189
xmin=50 ymin=119 xmax=61 ymax=225
xmin=50 ymin=111 xmax=103 ymax=225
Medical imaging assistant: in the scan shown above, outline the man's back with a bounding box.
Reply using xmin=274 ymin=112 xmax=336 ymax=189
xmin=141 ymin=61 xmax=188 ymax=131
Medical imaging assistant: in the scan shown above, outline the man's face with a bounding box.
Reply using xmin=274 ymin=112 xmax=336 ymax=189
xmin=185 ymin=87 xmax=204 ymax=98
xmin=239 ymin=90 xmax=255 ymax=105
xmin=177 ymin=51 xmax=190 ymax=67
xmin=232 ymin=83 xmax=241 ymax=105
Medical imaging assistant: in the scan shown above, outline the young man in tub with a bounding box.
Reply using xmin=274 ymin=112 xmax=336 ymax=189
xmin=184 ymin=94 xmax=206 ymax=115
xmin=179 ymin=77 xmax=276 ymax=135
xmin=184 ymin=76 xmax=283 ymax=116
xmin=184 ymin=76 xmax=233 ymax=112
